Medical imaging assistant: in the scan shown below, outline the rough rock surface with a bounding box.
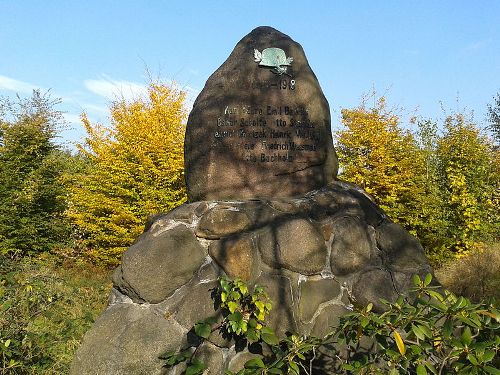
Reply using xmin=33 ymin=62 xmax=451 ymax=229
xmin=184 ymin=26 xmax=338 ymax=201
xmin=71 ymin=181 xmax=435 ymax=374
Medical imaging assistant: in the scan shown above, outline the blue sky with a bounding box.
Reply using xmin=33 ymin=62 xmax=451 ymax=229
xmin=1 ymin=1 xmax=499 ymax=148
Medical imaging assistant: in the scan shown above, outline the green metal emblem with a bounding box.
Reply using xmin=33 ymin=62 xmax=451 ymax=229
xmin=254 ymin=47 xmax=293 ymax=76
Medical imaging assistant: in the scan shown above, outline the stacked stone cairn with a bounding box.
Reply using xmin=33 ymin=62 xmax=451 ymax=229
xmin=71 ymin=27 xmax=434 ymax=374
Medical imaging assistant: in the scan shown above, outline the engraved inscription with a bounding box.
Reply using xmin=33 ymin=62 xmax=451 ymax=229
xmin=214 ymin=97 xmax=320 ymax=164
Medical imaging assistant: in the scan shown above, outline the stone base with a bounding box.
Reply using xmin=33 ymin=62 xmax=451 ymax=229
xmin=71 ymin=181 xmax=434 ymax=374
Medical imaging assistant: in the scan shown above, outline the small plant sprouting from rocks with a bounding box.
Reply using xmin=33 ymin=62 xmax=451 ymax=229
xmin=161 ymin=274 xmax=499 ymax=375
xmin=160 ymin=276 xmax=277 ymax=374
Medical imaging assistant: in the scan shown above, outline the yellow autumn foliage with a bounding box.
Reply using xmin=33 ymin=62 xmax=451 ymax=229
xmin=335 ymin=96 xmax=425 ymax=229
xmin=66 ymin=82 xmax=188 ymax=265
xmin=336 ymin=94 xmax=499 ymax=264
xmin=436 ymin=113 xmax=499 ymax=256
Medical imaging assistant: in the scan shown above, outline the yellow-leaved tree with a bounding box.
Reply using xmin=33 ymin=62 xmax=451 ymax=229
xmin=67 ymin=82 xmax=187 ymax=265
xmin=335 ymin=96 xmax=425 ymax=230
xmin=436 ymin=113 xmax=499 ymax=257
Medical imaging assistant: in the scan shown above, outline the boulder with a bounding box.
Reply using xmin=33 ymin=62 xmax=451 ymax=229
xmin=72 ymin=182 xmax=436 ymax=374
xmin=184 ymin=26 xmax=338 ymax=201
xmin=113 ymin=224 xmax=206 ymax=303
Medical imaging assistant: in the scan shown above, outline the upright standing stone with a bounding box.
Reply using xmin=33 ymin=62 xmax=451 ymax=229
xmin=185 ymin=26 xmax=338 ymax=201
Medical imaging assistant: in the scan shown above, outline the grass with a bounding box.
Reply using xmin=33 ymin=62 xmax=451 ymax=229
xmin=0 ymin=253 xmax=112 ymax=374
xmin=435 ymin=243 xmax=500 ymax=302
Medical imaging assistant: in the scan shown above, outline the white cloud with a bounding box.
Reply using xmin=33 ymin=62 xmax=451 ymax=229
xmin=464 ymin=39 xmax=491 ymax=52
xmin=0 ymin=75 xmax=40 ymax=94
xmin=84 ymin=76 xmax=148 ymax=101
xmin=63 ymin=113 xmax=83 ymax=124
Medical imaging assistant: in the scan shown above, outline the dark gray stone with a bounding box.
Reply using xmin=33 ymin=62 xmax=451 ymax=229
xmin=196 ymin=205 xmax=251 ymax=239
xmin=115 ymin=224 xmax=206 ymax=303
xmin=70 ymin=303 xmax=186 ymax=375
xmin=255 ymin=273 xmax=297 ymax=338
xmin=228 ymin=351 xmax=261 ymax=373
xmin=144 ymin=202 xmax=209 ymax=232
xmin=268 ymin=199 xmax=301 ymax=214
xmin=184 ymin=26 xmax=338 ymax=201
xmin=257 ymin=218 xmax=327 ymax=274
xmin=298 ymin=278 xmax=342 ymax=323
xmin=352 ymin=269 xmax=398 ymax=312
xmin=376 ymin=222 xmax=429 ymax=271
xmin=194 ymin=342 xmax=225 ymax=374
xmin=311 ymin=304 xmax=350 ymax=337
xmin=330 ymin=216 xmax=375 ymax=275
xmin=238 ymin=200 xmax=285 ymax=228
xmin=171 ymin=280 xmax=219 ymax=330
xmin=209 ymin=233 xmax=259 ymax=281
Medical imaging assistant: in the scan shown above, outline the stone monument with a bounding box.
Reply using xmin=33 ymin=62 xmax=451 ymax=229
xmin=71 ymin=26 xmax=434 ymax=374
xmin=185 ymin=26 xmax=337 ymax=201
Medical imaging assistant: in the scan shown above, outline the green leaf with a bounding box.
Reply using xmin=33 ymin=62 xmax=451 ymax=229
xmin=424 ymin=273 xmax=432 ymax=286
xmin=461 ymin=326 xmax=472 ymax=346
xmin=418 ymin=324 xmax=432 ymax=338
xmin=238 ymin=283 xmax=248 ymax=295
xmin=429 ymin=298 xmax=448 ymax=312
xmin=160 ymin=349 xmax=191 ymax=366
xmin=246 ymin=328 xmax=260 ymax=342
xmin=483 ymin=350 xmax=496 ymax=363
xmin=244 ymin=357 xmax=265 ymax=369
xmin=425 ymin=361 xmax=438 ymax=374
xmin=248 ymin=318 xmax=258 ymax=328
xmin=484 ymin=365 xmax=500 ymax=375
xmin=255 ymin=300 xmax=265 ymax=312
xmin=268 ymin=368 xmax=283 ymax=374
xmin=288 ymin=361 xmax=299 ymax=374
xmin=467 ymin=354 xmax=478 ymax=365
xmin=453 ymin=296 xmax=466 ymax=310
xmin=228 ymin=311 xmax=243 ymax=322
xmin=412 ymin=324 xmax=425 ymax=340
xmin=416 ymin=364 xmax=427 ymax=375
xmin=227 ymin=301 xmax=239 ymax=313
xmin=366 ymin=302 xmax=373 ymax=312
xmin=427 ymin=290 xmax=445 ymax=303
xmin=186 ymin=359 xmax=207 ymax=375
xmin=410 ymin=345 xmax=422 ymax=355
xmin=457 ymin=315 xmax=481 ymax=328
xmin=220 ymin=278 xmax=230 ymax=292
xmin=194 ymin=322 xmax=211 ymax=339
xmin=230 ymin=291 xmax=241 ymax=300
xmin=261 ymin=327 xmax=279 ymax=346
xmin=412 ymin=274 xmax=421 ymax=286
xmin=443 ymin=319 xmax=453 ymax=338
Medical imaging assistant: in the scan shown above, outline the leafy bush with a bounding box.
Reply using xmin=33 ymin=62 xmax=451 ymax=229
xmin=162 ymin=275 xmax=499 ymax=374
xmin=0 ymin=91 xmax=72 ymax=258
xmin=335 ymin=93 xmax=500 ymax=265
xmin=66 ymin=81 xmax=188 ymax=266
xmin=0 ymin=253 xmax=111 ymax=374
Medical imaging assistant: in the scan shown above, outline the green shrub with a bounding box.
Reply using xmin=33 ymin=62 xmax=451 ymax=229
xmin=163 ymin=275 xmax=499 ymax=374
xmin=0 ymin=91 xmax=73 ymax=258
xmin=0 ymin=253 xmax=111 ymax=374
